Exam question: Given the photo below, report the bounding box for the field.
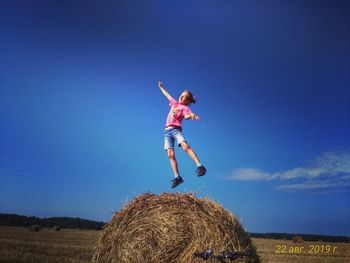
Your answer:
[0,226,349,263]
[0,226,97,263]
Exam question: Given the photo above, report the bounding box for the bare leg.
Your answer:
[180,141,201,164]
[167,148,179,178]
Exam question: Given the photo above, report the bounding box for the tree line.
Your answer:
[249,232,349,243]
[0,213,105,230]
[1,213,348,242]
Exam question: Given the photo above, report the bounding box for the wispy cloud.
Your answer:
[228,152,350,192]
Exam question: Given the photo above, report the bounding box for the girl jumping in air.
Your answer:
[158,81,206,188]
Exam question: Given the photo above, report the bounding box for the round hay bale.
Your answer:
[92,192,260,263]
[292,235,304,243]
[28,224,40,232]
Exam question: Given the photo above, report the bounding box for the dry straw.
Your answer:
[92,192,260,263]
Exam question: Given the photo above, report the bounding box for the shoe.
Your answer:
[171,176,184,188]
[196,165,206,177]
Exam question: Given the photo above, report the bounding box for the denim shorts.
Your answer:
[164,126,186,150]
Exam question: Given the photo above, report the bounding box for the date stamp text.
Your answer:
[275,244,338,254]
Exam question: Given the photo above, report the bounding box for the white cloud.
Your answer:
[275,182,331,191]
[228,152,350,192]
[229,168,272,181]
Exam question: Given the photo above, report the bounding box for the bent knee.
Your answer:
[166,149,175,159]
[181,143,191,152]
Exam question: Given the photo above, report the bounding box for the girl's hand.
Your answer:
[158,81,173,101]
[188,113,200,121]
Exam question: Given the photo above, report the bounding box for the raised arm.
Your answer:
[158,81,173,101]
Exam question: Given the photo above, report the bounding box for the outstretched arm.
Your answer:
[158,81,173,101]
[185,112,200,121]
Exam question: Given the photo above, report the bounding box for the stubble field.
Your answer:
[0,226,349,263]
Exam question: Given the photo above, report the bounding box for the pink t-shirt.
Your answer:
[165,98,192,128]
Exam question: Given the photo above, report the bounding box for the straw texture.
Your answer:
[92,192,260,263]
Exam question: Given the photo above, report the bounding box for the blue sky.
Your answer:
[1,0,349,236]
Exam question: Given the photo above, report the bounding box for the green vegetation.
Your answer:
[249,232,349,243]
[0,213,105,230]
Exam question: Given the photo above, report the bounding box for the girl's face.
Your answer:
[179,91,190,105]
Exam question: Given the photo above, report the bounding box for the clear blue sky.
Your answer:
[1,0,349,236]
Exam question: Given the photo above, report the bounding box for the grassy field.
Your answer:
[0,226,97,263]
[0,226,349,262]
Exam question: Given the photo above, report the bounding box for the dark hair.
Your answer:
[183,90,196,104]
